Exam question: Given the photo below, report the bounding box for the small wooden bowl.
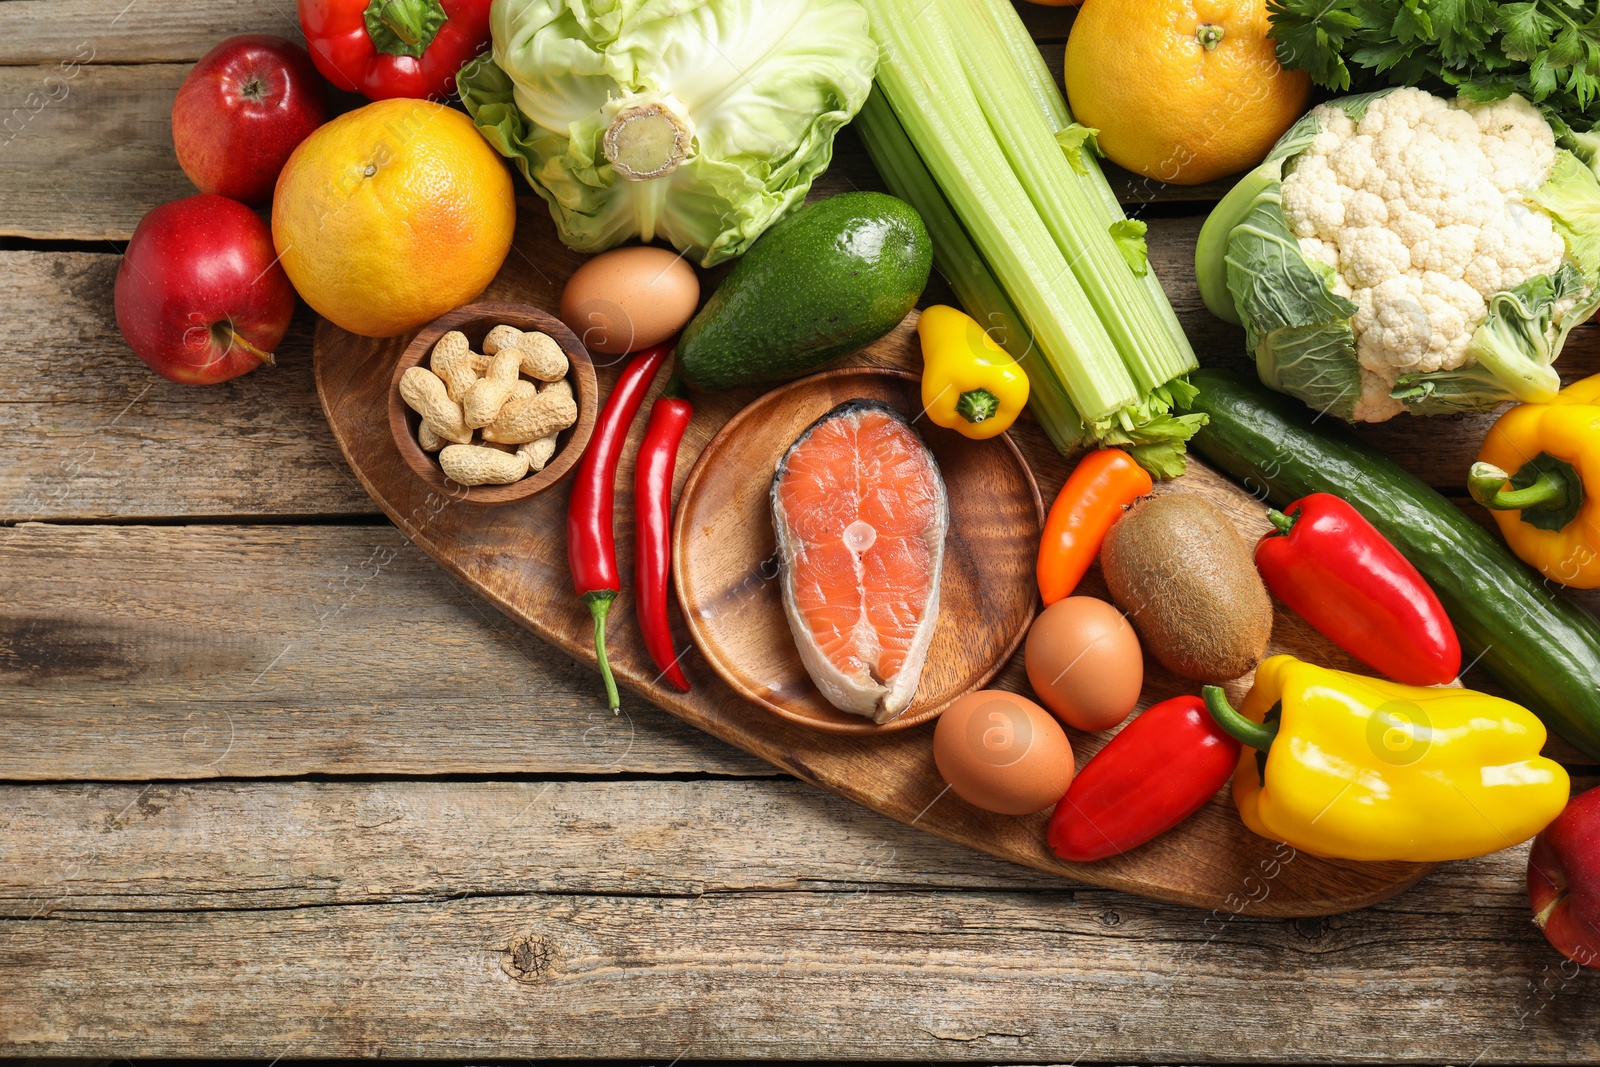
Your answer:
[388,301,599,505]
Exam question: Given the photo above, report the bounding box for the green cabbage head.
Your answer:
[457,0,877,268]
[1195,88,1600,422]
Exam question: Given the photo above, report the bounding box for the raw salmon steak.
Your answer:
[770,399,948,723]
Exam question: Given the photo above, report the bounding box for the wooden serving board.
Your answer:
[314,205,1430,916]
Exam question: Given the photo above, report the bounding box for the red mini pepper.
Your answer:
[567,344,670,712]
[297,0,491,101]
[634,382,693,692]
[1047,695,1241,863]
[1255,492,1461,686]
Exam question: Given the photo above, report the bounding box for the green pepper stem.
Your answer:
[955,388,1000,424]
[1265,508,1296,536]
[1202,686,1278,751]
[364,0,447,57]
[583,589,622,714]
[1469,461,1569,513]
[659,370,688,400]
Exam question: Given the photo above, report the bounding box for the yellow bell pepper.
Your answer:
[1202,656,1569,863]
[916,305,1029,440]
[1470,372,1600,588]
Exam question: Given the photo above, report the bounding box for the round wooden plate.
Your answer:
[673,368,1045,735]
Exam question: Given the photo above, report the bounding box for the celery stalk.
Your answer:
[970,0,1196,393]
[943,0,1195,397]
[855,89,1084,452]
[859,0,1137,419]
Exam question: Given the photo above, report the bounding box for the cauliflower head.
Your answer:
[1195,88,1600,422]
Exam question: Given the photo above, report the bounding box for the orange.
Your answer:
[1063,0,1311,186]
[272,99,515,338]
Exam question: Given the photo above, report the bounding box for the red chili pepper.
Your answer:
[1255,492,1461,686]
[567,344,670,712]
[297,0,490,101]
[1047,695,1241,863]
[634,383,693,692]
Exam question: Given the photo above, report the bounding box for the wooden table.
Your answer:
[3,2,1598,1061]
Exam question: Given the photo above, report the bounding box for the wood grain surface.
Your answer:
[7,0,1600,1058]
[0,522,767,778]
[2,777,1594,1062]
[676,368,1042,734]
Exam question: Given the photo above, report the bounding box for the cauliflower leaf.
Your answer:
[1221,162,1365,422]
[1393,266,1577,412]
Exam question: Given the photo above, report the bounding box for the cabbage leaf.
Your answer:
[457,0,877,267]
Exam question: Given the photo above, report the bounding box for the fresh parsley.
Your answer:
[1268,0,1600,134]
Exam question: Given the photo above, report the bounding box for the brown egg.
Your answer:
[1024,596,1143,732]
[932,690,1075,815]
[560,245,699,355]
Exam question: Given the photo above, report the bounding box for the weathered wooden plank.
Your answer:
[0,0,1076,66]
[2,777,1589,1058]
[0,801,1587,1062]
[0,250,375,521]
[0,64,197,241]
[0,522,767,778]
[0,0,306,66]
[0,779,1063,913]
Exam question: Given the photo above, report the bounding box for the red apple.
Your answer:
[1530,786,1600,967]
[114,194,297,385]
[172,34,327,206]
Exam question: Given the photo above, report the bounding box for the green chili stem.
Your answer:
[584,590,622,714]
[1202,685,1278,751]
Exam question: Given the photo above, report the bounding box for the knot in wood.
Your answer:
[500,933,555,983]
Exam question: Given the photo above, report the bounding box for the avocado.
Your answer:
[1100,493,1273,685]
[677,192,932,390]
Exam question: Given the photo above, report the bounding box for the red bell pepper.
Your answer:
[1047,695,1240,863]
[1255,492,1461,686]
[298,0,491,102]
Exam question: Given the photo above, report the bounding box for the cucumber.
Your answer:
[676,192,932,390]
[1184,368,1600,760]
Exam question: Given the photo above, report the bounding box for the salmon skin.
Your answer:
[770,399,948,723]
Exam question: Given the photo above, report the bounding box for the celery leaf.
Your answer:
[1054,124,1102,176]
[1109,219,1149,278]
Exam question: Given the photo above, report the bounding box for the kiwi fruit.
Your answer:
[1100,493,1272,684]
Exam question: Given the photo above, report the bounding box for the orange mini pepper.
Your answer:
[1037,448,1151,605]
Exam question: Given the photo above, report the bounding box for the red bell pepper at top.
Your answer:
[1047,695,1240,863]
[1255,492,1461,686]
[297,0,491,102]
